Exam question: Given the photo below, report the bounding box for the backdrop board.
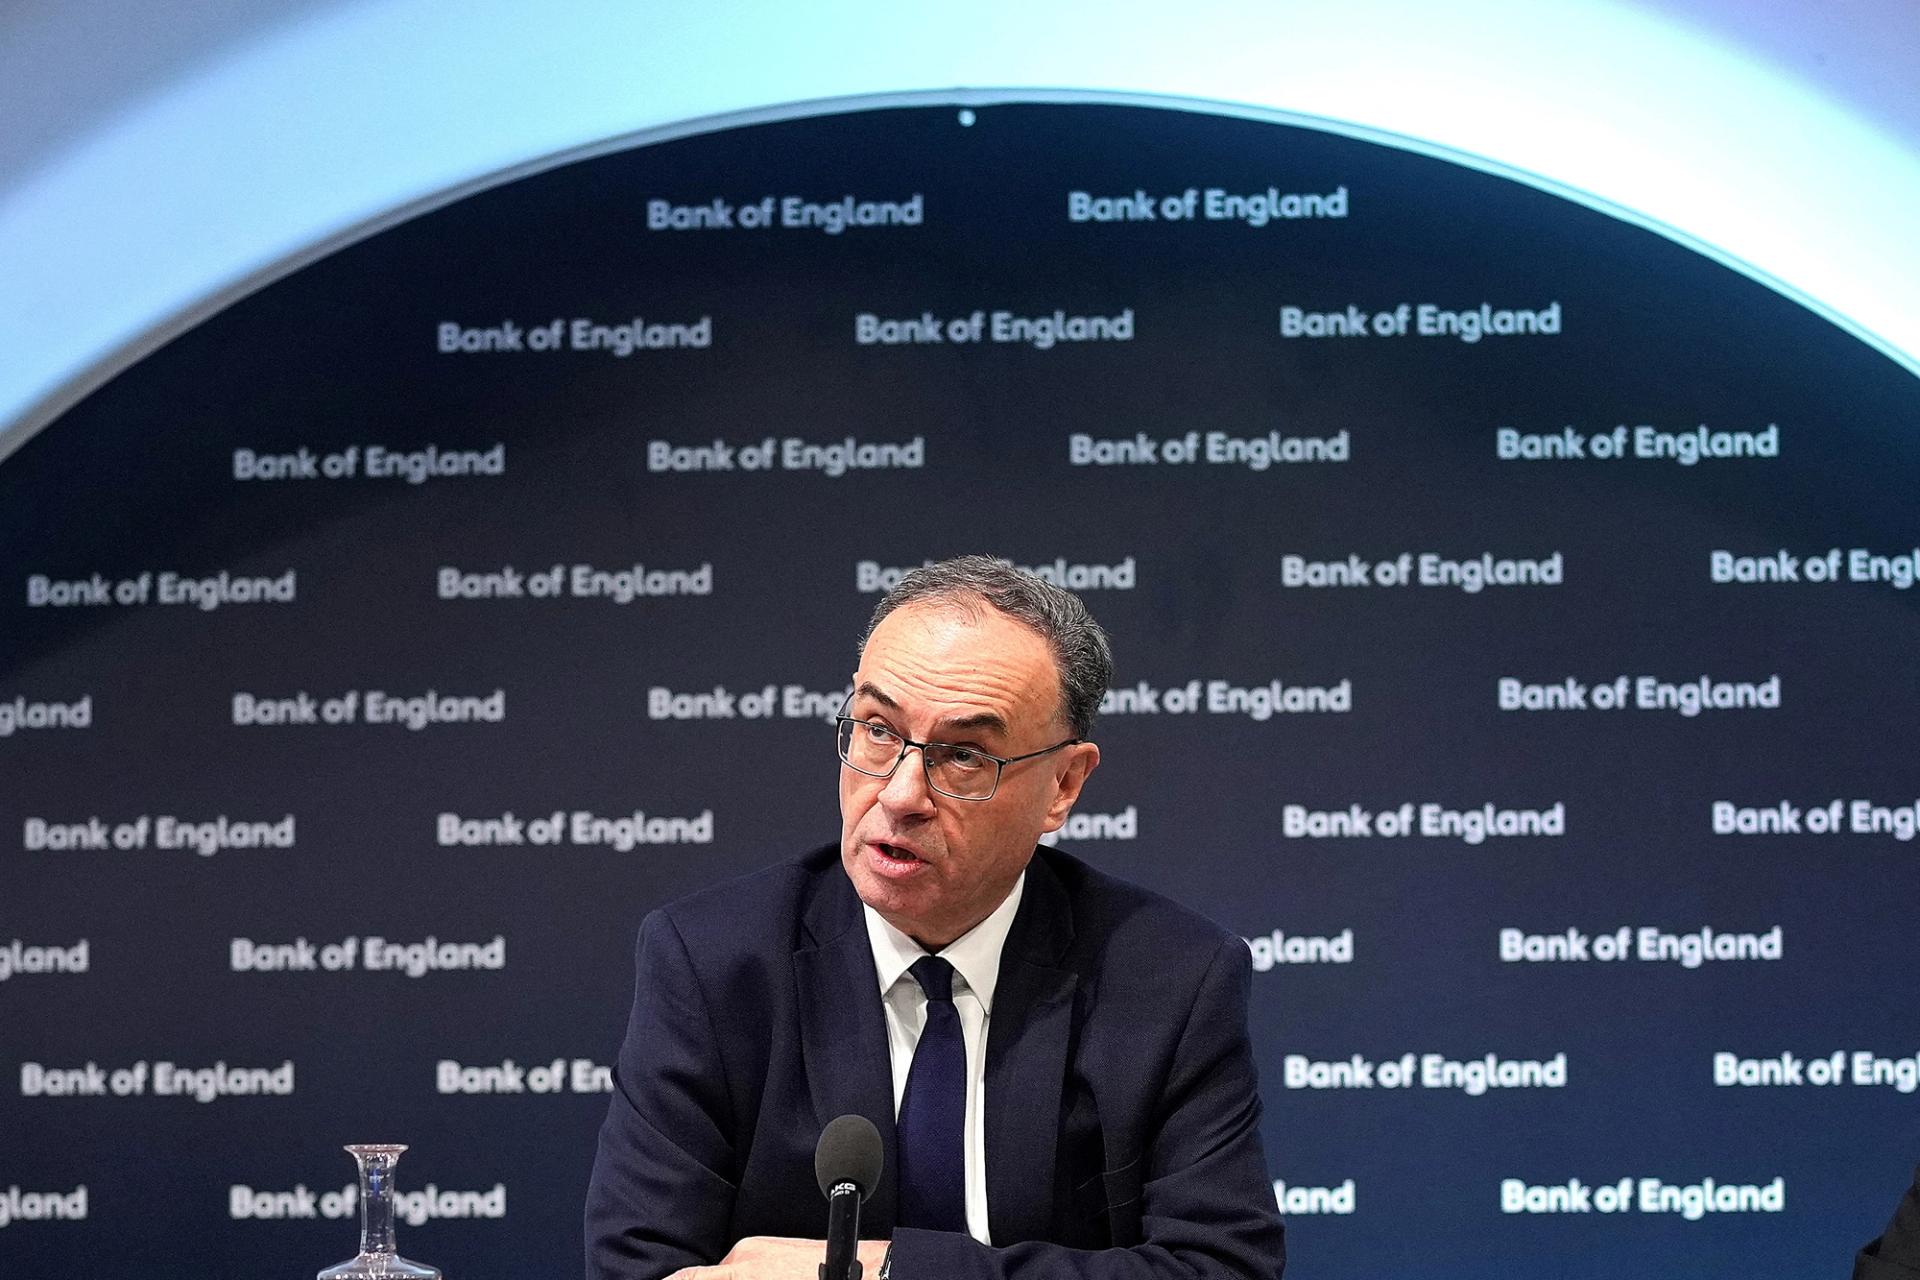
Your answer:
[2,99,1917,1279]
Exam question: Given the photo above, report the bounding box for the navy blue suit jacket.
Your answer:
[584,843,1285,1279]
[1856,1166,1920,1279]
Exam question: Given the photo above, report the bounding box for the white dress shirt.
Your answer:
[862,872,1026,1246]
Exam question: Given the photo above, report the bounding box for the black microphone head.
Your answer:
[815,1114,884,1201]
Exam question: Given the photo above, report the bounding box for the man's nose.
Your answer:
[878,745,938,814]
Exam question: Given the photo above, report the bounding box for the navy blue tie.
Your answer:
[897,956,967,1232]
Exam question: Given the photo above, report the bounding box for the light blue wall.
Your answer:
[3,0,1917,456]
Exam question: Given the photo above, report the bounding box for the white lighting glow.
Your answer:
[1,0,1915,457]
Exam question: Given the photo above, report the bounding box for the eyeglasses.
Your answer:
[835,706,1082,802]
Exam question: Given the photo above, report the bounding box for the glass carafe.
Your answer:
[317,1144,442,1279]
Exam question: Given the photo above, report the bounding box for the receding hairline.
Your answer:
[857,554,1113,741]
[857,593,1075,733]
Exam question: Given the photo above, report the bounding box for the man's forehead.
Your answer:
[859,599,1052,667]
[852,680,1012,737]
[855,601,1063,725]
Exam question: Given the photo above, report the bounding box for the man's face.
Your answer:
[839,600,1100,950]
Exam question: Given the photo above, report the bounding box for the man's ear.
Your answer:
[1041,743,1101,829]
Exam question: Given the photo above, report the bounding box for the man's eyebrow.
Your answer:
[934,711,1009,738]
[853,682,900,711]
[852,683,1009,738]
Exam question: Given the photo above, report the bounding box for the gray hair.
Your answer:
[859,555,1113,739]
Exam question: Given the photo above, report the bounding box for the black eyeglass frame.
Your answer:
[834,707,1084,802]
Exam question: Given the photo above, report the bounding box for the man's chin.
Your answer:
[845,851,932,919]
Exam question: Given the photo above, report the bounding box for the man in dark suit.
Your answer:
[585,556,1285,1280]
[1857,1166,1920,1279]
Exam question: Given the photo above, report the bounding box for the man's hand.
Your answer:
[666,1235,889,1280]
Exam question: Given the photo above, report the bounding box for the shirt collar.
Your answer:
[862,870,1026,1013]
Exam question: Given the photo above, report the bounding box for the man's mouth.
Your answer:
[871,841,925,867]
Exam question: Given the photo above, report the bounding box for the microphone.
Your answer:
[815,1114,883,1280]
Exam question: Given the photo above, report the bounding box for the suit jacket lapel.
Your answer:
[795,866,901,1234]
[985,852,1078,1246]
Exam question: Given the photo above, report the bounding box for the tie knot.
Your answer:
[909,955,955,1003]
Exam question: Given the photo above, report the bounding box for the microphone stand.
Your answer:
[820,1178,864,1280]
